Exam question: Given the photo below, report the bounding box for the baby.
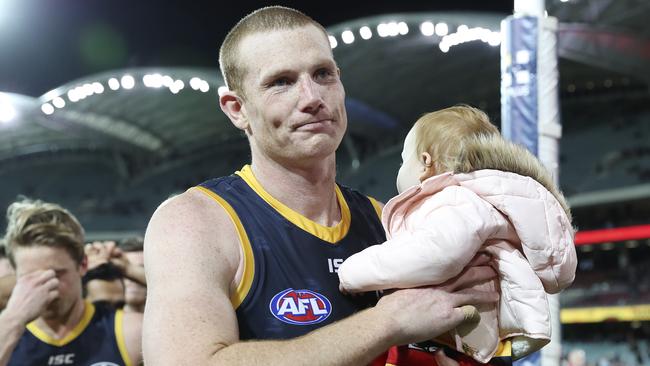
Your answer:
[338,105,577,363]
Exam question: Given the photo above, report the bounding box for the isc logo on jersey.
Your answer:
[269,288,332,325]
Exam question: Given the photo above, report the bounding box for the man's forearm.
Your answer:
[123,265,146,286]
[0,310,26,366]
[208,306,395,366]
[0,276,16,310]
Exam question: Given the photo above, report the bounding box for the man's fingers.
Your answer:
[105,241,117,252]
[466,252,492,267]
[112,247,124,258]
[460,305,480,323]
[445,265,497,291]
[452,289,499,307]
[43,277,59,291]
[47,289,60,303]
[34,269,56,284]
[433,349,460,366]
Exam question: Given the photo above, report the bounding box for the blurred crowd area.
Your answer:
[563,322,650,366]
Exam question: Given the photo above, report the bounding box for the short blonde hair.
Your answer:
[4,198,85,268]
[218,6,330,96]
[414,105,571,220]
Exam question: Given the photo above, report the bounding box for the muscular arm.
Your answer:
[121,311,143,365]
[143,190,498,366]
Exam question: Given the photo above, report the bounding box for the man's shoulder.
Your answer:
[153,188,228,223]
[145,184,241,270]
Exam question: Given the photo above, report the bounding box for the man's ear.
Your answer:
[220,90,249,131]
[79,255,88,277]
[419,152,436,181]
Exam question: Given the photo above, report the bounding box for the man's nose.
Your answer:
[297,77,323,113]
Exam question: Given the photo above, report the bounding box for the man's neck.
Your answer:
[250,154,340,227]
[36,298,86,340]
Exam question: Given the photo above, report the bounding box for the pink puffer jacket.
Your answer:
[338,170,576,363]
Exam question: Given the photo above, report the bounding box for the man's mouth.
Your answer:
[294,119,333,130]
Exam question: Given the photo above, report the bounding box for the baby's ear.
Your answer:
[419,152,436,181]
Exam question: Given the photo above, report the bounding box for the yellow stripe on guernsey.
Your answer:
[26,300,95,346]
[193,186,255,309]
[114,310,133,366]
[367,196,383,220]
[495,339,512,357]
[236,165,351,244]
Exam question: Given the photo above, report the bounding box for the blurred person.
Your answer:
[567,349,586,366]
[338,106,577,363]
[85,240,146,287]
[82,262,126,309]
[0,198,142,366]
[143,6,499,366]
[119,237,146,313]
[0,244,16,310]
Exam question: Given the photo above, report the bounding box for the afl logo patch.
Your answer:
[269,288,332,325]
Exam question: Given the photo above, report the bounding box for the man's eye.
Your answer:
[315,68,334,79]
[271,78,290,87]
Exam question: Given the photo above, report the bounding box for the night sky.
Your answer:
[0,0,513,97]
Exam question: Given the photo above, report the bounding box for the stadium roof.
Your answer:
[1,2,648,176]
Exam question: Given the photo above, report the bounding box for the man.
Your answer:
[83,262,126,309]
[0,199,142,366]
[119,237,146,313]
[0,244,15,310]
[83,239,147,313]
[143,6,498,365]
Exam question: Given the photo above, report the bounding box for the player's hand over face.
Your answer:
[5,269,59,325]
[375,253,498,346]
[85,241,129,273]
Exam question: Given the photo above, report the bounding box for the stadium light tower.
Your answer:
[501,1,562,366]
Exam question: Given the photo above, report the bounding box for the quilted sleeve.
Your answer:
[338,186,503,292]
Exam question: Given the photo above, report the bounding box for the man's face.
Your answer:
[13,246,85,320]
[85,279,125,309]
[124,251,146,308]
[0,257,13,278]
[236,25,347,165]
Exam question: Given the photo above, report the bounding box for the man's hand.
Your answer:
[373,253,498,346]
[4,270,59,325]
[85,241,130,273]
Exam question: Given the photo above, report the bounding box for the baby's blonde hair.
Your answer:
[414,105,571,220]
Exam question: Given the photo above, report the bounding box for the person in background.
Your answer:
[0,198,142,366]
[119,237,146,313]
[82,261,126,309]
[0,243,16,311]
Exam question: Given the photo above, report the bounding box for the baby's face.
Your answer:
[396,126,424,193]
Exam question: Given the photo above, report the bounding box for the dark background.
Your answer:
[0,0,513,96]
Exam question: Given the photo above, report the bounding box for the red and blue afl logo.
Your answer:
[269,288,332,325]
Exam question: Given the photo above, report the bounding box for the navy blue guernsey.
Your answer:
[8,301,132,366]
[196,165,386,340]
